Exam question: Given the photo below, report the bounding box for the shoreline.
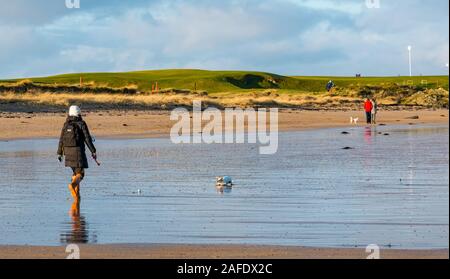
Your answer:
[0,244,448,259]
[0,109,448,141]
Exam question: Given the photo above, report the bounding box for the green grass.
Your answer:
[292,76,449,91]
[1,69,448,93]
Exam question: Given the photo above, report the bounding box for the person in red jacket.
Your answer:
[364,98,373,124]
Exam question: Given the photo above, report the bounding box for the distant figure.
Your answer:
[371,99,378,124]
[326,80,335,93]
[364,98,373,124]
[57,105,97,200]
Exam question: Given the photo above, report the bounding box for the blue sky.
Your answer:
[0,0,448,78]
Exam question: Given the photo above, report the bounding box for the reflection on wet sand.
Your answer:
[0,124,447,248]
[60,199,96,244]
[364,126,373,144]
[216,186,232,195]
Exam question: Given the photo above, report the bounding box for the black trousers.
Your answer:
[366,112,372,124]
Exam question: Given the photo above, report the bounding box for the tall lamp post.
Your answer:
[407,46,412,77]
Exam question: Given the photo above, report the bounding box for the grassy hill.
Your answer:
[0,70,448,111]
[292,76,449,92]
[1,70,298,93]
[1,69,447,93]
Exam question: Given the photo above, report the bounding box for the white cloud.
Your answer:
[285,0,364,14]
[0,0,448,78]
[0,0,68,24]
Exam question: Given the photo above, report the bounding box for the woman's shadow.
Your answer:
[60,199,97,244]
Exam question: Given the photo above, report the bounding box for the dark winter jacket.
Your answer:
[57,116,96,168]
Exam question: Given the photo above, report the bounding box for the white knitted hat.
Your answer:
[69,105,81,117]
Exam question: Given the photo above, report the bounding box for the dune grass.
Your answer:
[0,90,364,110]
[4,88,445,111]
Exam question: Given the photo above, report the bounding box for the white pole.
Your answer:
[408,46,412,77]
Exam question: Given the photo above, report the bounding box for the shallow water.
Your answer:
[0,124,448,248]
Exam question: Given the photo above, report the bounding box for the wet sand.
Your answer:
[1,125,448,248]
[1,110,448,259]
[0,245,447,259]
[0,109,448,140]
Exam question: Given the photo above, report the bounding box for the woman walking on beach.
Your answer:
[364,98,373,124]
[57,105,97,200]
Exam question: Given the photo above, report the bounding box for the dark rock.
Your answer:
[406,115,419,120]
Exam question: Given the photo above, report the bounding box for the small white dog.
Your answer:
[350,117,359,125]
[216,176,233,187]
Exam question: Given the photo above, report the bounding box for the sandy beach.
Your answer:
[0,245,447,259]
[0,109,448,259]
[0,109,448,141]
